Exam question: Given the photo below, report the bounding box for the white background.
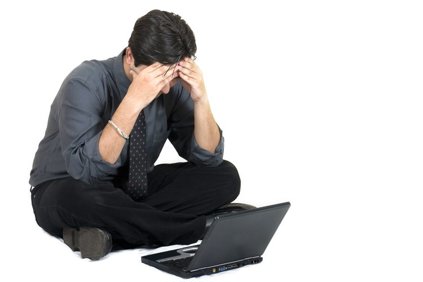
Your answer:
[1,0,422,281]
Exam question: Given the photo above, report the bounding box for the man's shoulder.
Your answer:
[57,56,117,105]
[66,58,112,88]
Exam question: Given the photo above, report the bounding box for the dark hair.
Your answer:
[128,10,197,66]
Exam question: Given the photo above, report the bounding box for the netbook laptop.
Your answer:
[141,202,290,278]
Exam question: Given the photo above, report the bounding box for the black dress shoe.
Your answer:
[210,203,257,215]
[203,202,256,238]
[63,227,112,260]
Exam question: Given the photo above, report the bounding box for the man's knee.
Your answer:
[48,178,96,211]
[34,178,111,230]
[218,160,241,201]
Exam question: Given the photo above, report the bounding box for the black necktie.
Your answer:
[127,111,148,200]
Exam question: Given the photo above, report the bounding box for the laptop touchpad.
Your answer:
[156,246,198,262]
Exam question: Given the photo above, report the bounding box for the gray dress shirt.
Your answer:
[29,51,224,187]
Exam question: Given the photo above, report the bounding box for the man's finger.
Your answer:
[163,64,178,76]
[162,65,179,80]
[177,61,197,76]
[158,70,178,87]
[178,60,192,69]
[146,62,165,73]
[177,65,196,80]
[184,57,195,63]
[152,65,171,77]
[148,62,161,69]
[178,71,194,85]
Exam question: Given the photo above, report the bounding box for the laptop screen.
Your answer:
[187,202,290,271]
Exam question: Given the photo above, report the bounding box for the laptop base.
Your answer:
[142,246,263,278]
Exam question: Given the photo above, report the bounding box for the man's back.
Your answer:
[30,55,126,186]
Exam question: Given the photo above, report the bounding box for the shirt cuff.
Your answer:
[83,131,128,181]
[188,129,224,167]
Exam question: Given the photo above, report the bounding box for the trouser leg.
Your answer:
[144,160,241,215]
[30,160,240,249]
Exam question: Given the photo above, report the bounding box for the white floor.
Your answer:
[2,1,423,281]
[4,170,423,282]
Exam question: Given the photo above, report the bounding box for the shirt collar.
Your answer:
[113,49,131,100]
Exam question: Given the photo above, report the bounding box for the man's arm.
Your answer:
[193,97,220,153]
[177,58,220,153]
[58,78,125,183]
[99,63,178,164]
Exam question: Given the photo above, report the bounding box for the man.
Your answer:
[29,10,244,260]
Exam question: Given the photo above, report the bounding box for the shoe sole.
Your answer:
[202,203,257,239]
[63,227,112,260]
[209,203,257,216]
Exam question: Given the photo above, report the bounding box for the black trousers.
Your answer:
[31,161,240,249]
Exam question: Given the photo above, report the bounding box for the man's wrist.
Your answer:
[123,91,147,114]
[193,94,209,107]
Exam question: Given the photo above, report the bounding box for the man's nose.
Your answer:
[161,83,171,94]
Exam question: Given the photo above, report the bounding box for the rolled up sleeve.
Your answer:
[59,79,125,184]
[188,129,224,166]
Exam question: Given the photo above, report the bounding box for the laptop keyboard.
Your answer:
[162,257,193,269]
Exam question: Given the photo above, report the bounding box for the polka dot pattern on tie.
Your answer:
[127,110,148,201]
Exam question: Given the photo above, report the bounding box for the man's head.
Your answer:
[127,10,197,67]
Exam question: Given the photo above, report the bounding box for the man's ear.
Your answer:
[125,47,135,66]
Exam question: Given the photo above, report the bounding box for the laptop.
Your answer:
[141,202,290,278]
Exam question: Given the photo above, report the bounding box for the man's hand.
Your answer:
[128,62,178,110]
[176,58,207,103]
[176,57,220,153]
